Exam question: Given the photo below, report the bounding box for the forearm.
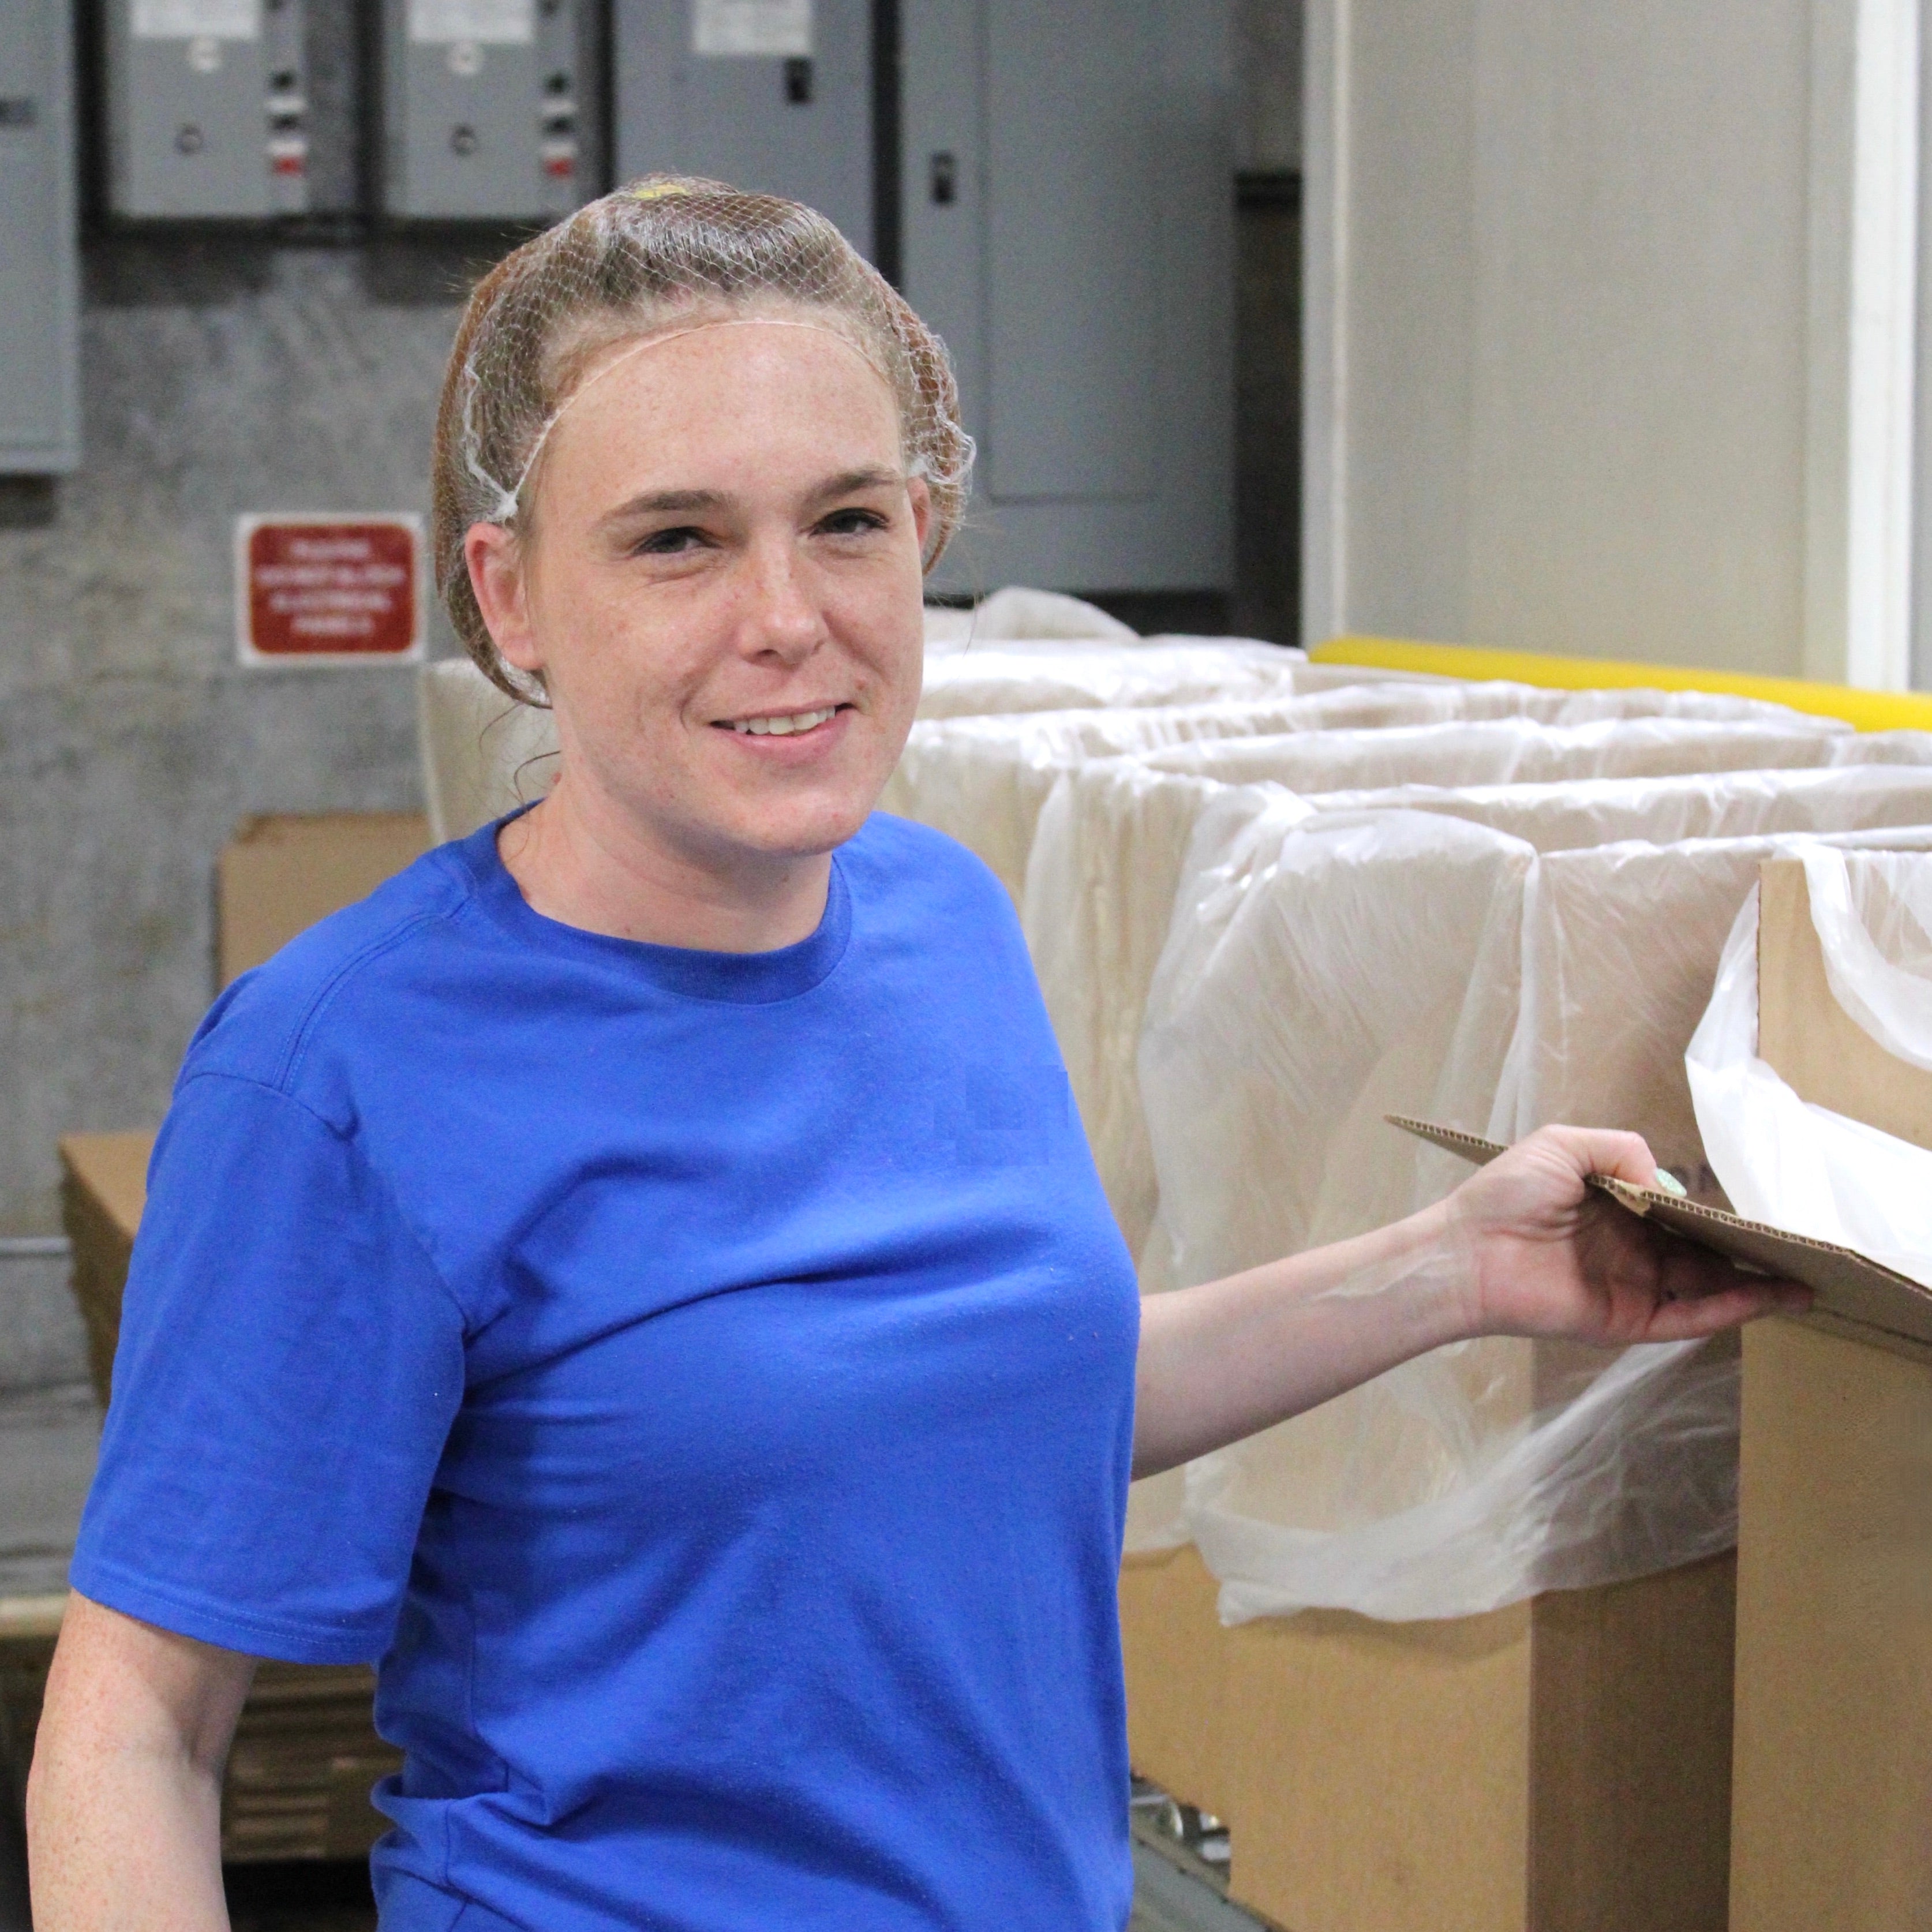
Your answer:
[27,1727,229,1930]
[27,1596,254,1932]
[1131,1201,1477,1478]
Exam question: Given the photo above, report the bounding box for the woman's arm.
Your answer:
[1133,1125,1807,1478]
[27,1593,257,1931]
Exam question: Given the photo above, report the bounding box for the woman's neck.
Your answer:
[496,776,834,955]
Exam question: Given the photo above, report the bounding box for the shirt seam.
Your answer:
[70,1552,388,1661]
[172,1068,476,1336]
[273,890,473,1092]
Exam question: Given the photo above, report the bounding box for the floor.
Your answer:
[0,1831,1268,1931]
[216,1839,1270,1931]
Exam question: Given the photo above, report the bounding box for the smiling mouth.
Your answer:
[716,705,850,737]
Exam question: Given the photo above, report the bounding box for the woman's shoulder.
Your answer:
[180,837,486,1112]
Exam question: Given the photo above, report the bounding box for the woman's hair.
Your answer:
[430,175,973,703]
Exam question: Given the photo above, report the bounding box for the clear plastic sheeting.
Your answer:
[1187,1326,1743,1626]
[914,638,1302,722]
[1688,852,1932,1286]
[1025,739,1897,1272]
[1145,715,1847,789]
[893,683,1843,905]
[1024,763,1251,1256]
[885,680,1540,901]
[1298,762,1932,853]
[922,587,1139,651]
[1137,793,1932,1618]
[1795,845,1932,1065]
[1825,730,1932,766]
[1489,825,1932,1165]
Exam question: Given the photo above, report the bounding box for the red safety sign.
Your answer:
[236,515,424,665]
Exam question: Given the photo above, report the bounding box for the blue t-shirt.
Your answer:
[72,812,1141,1932]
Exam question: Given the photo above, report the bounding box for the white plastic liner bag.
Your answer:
[914,638,1302,721]
[883,680,1498,902]
[1025,723,1874,1269]
[1144,713,1846,789]
[893,686,1843,907]
[1687,848,1932,1285]
[922,586,1138,652]
[418,658,562,845]
[1138,807,1932,1615]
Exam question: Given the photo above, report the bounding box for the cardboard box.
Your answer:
[218,811,429,987]
[1727,860,1932,1930]
[57,1132,151,1409]
[1121,1545,1736,1932]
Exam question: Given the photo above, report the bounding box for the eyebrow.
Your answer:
[807,466,905,502]
[598,466,905,529]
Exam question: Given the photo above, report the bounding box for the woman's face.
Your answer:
[468,313,929,879]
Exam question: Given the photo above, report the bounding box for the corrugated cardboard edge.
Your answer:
[1385,1114,1932,1355]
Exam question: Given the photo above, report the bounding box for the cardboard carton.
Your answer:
[1121,1106,1833,1931]
[57,1133,151,1408]
[218,811,429,987]
[1727,859,1932,1930]
[1119,1544,1736,1931]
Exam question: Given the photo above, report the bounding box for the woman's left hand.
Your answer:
[1448,1125,1811,1345]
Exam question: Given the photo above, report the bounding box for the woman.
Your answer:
[28,180,1800,1931]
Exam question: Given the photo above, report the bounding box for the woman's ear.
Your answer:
[465,522,543,677]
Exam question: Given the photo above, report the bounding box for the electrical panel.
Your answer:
[613,0,871,257]
[1,0,79,470]
[105,0,309,217]
[901,0,1233,597]
[382,0,590,220]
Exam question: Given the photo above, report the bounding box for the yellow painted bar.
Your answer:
[1312,635,1932,734]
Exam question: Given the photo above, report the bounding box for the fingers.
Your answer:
[1530,1122,1660,1190]
[1639,1278,1811,1342]
[1641,1224,1810,1338]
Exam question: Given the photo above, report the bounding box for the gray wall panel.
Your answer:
[907,0,1233,593]
[614,0,872,254]
[0,0,78,470]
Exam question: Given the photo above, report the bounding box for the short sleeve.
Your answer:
[70,1073,466,1664]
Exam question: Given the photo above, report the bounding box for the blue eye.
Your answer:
[822,508,888,536]
[638,526,706,555]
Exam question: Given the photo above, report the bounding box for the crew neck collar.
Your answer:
[458,808,853,1005]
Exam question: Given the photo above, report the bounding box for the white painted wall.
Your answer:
[1306,0,1926,690]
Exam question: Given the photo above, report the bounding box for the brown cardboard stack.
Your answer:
[1727,860,1932,1930]
[32,813,428,1863]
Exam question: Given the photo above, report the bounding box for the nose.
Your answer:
[735,531,825,667]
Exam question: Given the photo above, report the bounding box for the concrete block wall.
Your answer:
[0,237,460,1232]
